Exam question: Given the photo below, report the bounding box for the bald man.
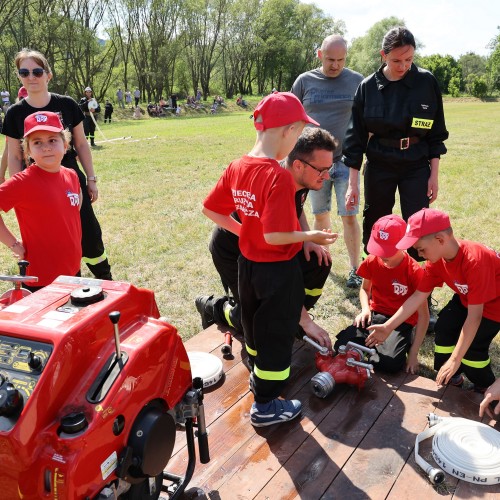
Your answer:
[291,35,363,288]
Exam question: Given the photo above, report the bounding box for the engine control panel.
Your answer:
[0,335,52,405]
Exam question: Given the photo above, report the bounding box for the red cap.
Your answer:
[367,214,407,258]
[18,86,28,99]
[396,208,451,249]
[253,92,320,131]
[24,111,64,137]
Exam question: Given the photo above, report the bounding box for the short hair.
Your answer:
[382,27,416,54]
[321,34,347,52]
[15,48,52,73]
[286,127,338,166]
[419,227,453,241]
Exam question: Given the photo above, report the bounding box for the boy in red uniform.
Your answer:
[334,214,429,373]
[0,111,82,290]
[367,208,500,391]
[203,92,337,427]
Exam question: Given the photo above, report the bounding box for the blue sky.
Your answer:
[303,0,499,58]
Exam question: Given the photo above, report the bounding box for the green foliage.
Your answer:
[486,27,500,91]
[467,74,489,98]
[418,54,461,94]
[448,75,461,97]
[347,16,405,77]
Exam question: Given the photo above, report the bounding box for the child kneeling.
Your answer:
[334,214,429,373]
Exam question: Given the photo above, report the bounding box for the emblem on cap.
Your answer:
[379,230,389,241]
[35,114,48,123]
[405,223,411,233]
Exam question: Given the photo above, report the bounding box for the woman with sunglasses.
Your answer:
[1,48,112,281]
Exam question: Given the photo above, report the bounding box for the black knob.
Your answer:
[0,382,23,416]
[18,260,29,277]
[60,412,88,434]
[109,311,120,324]
[28,353,43,371]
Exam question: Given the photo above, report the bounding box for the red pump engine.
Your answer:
[0,271,209,499]
[310,341,376,398]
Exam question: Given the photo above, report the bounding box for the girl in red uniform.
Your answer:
[0,111,82,289]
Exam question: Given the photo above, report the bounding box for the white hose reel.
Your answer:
[415,413,500,485]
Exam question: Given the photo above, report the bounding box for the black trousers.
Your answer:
[363,161,430,261]
[104,111,112,123]
[334,313,414,373]
[434,294,499,388]
[239,255,304,403]
[73,166,112,279]
[209,226,331,311]
[83,115,96,141]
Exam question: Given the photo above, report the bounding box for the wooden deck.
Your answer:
[165,325,500,499]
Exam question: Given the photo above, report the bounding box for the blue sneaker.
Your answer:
[250,398,302,427]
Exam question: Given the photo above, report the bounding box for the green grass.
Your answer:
[0,100,498,381]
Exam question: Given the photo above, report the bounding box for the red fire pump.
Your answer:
[0,264,209,499]
[307,339,376,398]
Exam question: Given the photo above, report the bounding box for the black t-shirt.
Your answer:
[2,93,85,170]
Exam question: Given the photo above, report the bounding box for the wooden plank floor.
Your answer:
[165,325,500,499]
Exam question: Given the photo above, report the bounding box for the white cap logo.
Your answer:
[379,230,389,241]
[405,223,411,234]
[35,114,48,123]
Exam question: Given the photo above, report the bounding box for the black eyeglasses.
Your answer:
[298,158,331,177]
[18,68,46,78]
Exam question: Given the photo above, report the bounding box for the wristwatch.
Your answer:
[87,176,98,182]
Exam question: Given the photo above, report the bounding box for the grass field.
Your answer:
[1,100,498,382]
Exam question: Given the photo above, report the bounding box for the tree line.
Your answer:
[0,1,498,104]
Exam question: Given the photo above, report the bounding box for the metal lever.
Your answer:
[302,335,329,355]
[345,341,376,356]
[346,358,374,373]
[109,311,121,361]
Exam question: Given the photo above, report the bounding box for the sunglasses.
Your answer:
[18,68,46,78]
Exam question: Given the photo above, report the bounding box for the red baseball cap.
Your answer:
[18,86,28,99]
[367,214,407,258]
[24,111,64,137]
[253,92,320,131]
[396,208,451,249]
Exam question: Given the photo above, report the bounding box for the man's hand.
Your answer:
[303,241,332,265]
[345,183,359,211]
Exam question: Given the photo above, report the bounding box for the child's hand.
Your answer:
[436,357,461,387]
[405,352,419,374]
[354,309,371,329]
[366,323,391,347]
[310,229,338,246]
[11,240,25,260]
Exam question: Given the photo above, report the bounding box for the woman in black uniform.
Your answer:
[2,49,112,280]
[342,27,449,260]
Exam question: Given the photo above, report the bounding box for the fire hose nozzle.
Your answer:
[427,466,445,485]
[221,332,232,356]
[427,413,444,427]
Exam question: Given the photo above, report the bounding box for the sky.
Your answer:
[303,0,499,58]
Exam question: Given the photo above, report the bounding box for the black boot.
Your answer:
[195,295,227,329]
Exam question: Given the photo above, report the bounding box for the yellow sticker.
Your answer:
[412,117,433,129]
